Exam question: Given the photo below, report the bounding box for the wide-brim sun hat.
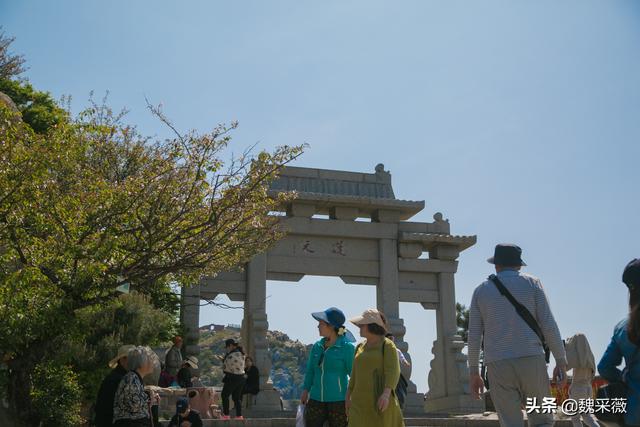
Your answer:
[184,355,198,369]
[487,243,527,266]
[108,344,135,369]
[349,309,386,330]
[312,307,346,329]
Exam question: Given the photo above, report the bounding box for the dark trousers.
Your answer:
[304,399,348,427]
[221,374,246,417]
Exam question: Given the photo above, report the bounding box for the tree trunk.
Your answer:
[7,346,45,427]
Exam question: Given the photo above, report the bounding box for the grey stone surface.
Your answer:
[0,92,18,112]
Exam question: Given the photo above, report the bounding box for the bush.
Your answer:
[0,78,68,133]
[30,362,83,427]
[73,292,178,400]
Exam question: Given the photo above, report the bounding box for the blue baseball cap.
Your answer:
[176,397,189,414]
[312,307,346,329]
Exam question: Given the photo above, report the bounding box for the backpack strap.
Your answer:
[489,274,551,363]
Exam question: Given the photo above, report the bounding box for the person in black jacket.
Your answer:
[242,356,260,396]
[176,356,198,388]
[94,345,134,427]
[168,398,203,427]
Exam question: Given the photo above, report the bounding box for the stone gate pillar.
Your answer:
[180,284,201,360]
[376,237,424,413]
[424,255,483,414]
[243,253,282,411]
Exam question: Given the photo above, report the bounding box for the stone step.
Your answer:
[161,416,576,427]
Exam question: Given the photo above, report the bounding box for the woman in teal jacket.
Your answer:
[301,307,356,427]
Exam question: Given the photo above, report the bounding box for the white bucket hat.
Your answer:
[108,345,135,369]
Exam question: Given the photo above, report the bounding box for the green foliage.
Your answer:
[30,362,82,427]
[72,292,177,399]
[0,267,70,356]
[79,292,177,354]
[268,331,310,400]
[456,302,469,343]
[0,28,26,80]
[0,93,303,424]
[0,79,68,133]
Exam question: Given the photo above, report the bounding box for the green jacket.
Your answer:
[303,335,355,402]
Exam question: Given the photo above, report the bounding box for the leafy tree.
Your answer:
[456,302,470,343]
[0,28,26,80]
[0,96,303,425]
[29,362,83,427]
[72,292,178,400]
[0,79,68,133]
[0,28,67,134]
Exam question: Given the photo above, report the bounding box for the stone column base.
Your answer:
[251,388,283,412]
[424,394,484,415]
[403,391,426,415]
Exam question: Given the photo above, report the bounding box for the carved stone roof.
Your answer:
[399,232,477,251]
[270,164,396,199]
[269,164,425,219]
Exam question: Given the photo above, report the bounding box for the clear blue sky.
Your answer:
[4,1,640,394]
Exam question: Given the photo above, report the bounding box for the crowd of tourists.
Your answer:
[298,244,640,427]
[93,335,259,426]
[92,243,640,427]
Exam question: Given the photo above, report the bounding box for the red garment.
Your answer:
[158,371,175,388]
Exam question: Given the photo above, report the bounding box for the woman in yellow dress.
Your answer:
[346,309,404,427]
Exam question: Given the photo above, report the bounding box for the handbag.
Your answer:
[595,347,639,423]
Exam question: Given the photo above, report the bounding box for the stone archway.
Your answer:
[181,164,483,414]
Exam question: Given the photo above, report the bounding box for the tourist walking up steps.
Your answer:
[564,333,599,427]
[220,338,246,420]
[597,258,640,427]
[301,307,356,427]
[346,309,404,427]
[468,244,567,427]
